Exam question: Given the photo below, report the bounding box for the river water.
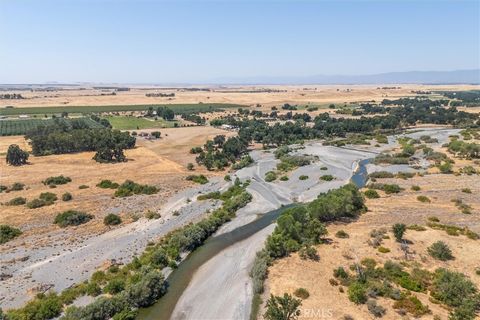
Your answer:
[138,158,371,320]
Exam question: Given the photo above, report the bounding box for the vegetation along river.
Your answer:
[138,158,372,320]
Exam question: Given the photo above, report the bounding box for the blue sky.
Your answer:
[1,0,479,83]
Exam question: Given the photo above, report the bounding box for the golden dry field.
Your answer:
[265,168,480,320]
[3,84,479,109]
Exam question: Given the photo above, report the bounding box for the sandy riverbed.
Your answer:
[169,127,459,320]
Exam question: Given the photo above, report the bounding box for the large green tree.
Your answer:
[6,144,29,166]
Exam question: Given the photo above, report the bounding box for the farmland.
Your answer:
[0,103,244,116]
[105,116,179,130]
[0,117,104,136]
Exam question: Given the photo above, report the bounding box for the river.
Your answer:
[137,158,371,320]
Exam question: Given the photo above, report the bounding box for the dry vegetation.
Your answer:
[3,84,479,109]
[0,136,191,243]
[136,126,236,167]
[265,171,480,320]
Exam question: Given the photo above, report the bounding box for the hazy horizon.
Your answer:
[1,0,479,83]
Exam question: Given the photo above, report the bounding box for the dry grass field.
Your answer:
[136,126,236,167]
[2,84,479,109]
[264,171,480,320]
[0,136,191,240]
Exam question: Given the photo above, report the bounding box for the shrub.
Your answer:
[320,166,328,170]
[392,223,406,242]
[54,210,94,227]
[124,270,166,307]
[461,188,472,194]
[438,161,453,174]
[78,185,89,189]
[368,183,402,194]
[232,155,253,170]
[7,293,63,320]
[320,174,335,181]
[185,175,208,185]
[396,172,415,179]
[26,198,47,209]
[378,246,390,253]
[62,192,73,201]
[224,175,231,181]
[383,184,402,194]
[307,184,365,222]
[407,224,426,231]
[104,214,122,226]
[428,241,454,261]
[7,197,26,206]
[367,299,386,318]
[299,246,319,261]
[298,175,309,180]
[42,175,72,186]
[364,189,380,199]
[85,282,101,297]
[61,296,129,320]
[145,211,161,220]
[187,163,195,171]
[348,282,367,304]
[369,171,394,179]
[411,185,421,191]
[417,195,431,203]
[264,294,302,320]
[293,288,310,299]
[9,182,25,191]
[428,216,440,222]
[393,295,430,317]
[39,192,58,203]
[104,278,126,294]
[336,230,349,238]
[449,299,478,320]
[431,268,477,308]
[150,248,169,268]
[115,180,159,197]
[334,267,349,280]
[0,225,22,244]
[250,250,271,294]
[280,175,289,181]
[97,180,119,189]
[265,171,277,182]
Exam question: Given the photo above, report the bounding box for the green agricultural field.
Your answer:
[105,116,178,130]
[0,103,245,116]
[0,117,104,136]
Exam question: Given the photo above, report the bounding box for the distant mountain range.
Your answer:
[211,69,480,85]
